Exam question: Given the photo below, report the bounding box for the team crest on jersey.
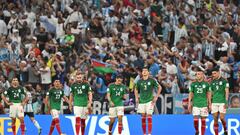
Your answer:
[60,91,62,94]
[75,87,77,89]
[82,85,85,89]
[18,89,21,92]
[148,82,151,85]
[120,88,123,91]
[203,85,206,88]
[219,81,222,85]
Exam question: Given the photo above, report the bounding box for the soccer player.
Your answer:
[134,67,162,135]
[1,77,28,135]
[69,73,92,135]
[23,84,42,135]
[188,69,211,135]
[107,74,127,135]
[210,67,229,135]
[46,79,69,135]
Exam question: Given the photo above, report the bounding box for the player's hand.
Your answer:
[135,99,139,107]
[110,101,115,107]
[7,102,13,106]
[87,103,92,109]
[69,105,73,112]
[151,97,158,106]
[224,103,228,109]
[208,104,212,112]
[188,104,192,113]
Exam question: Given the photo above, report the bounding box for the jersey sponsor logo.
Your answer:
[82,85,85,89]
[203,85,206,88]
[148,82,151,85]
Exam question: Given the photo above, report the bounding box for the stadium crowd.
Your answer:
[0,0,240,114]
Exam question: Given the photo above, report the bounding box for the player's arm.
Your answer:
[225,82,230,107]
[207,84,212,111]
[88,91,93,108]
[63,96,69,104]
[188,92,194,112]
[134,83,139,105]
[153,82,162,104]
[21,88,28,106]
[107,87,114,107]
[45,92,50,113]
[1,92,12,105]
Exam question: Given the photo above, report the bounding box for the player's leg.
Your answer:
[117,107,124,134]
[213,112,219,135]
[11,117,17,135]
[80,107,88,135]
[220,113,227,135]
[219,104,227,135]
[192,107,200,135]
[18,104,25,135]
[109,107,116,135]
[49,109,60,135]
[212,104,220,135]
[10,104,17,135]
[146,102,154,135]
[29,114,42,135]
[200,107,209,135]
[138,103,147,135]
[53,110,62,134]
[74,106,81,135]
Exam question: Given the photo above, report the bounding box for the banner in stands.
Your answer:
[155,94,174,114]
[174,94,190,114]
[1,114,239,135]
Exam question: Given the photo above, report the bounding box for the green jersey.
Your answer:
[4,86,25,103]
[189,81,210,107]
[210,77,229,104]
[136,78,159,104]
[46,88,64,110]
[107,83,127,107]
[70,82,92,107]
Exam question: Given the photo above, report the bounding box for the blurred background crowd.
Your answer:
[0,0,240,114]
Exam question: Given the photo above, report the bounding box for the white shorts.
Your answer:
[138,101,154,115]
[192,107,209,117]
[211,103,226,114]
[109,106,124,118]
[51,109,60,119]
[9,103,24,118]
[74,106,88,119]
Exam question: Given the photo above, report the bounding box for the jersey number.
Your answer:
[56,94,61,99]
[196,88,203,94]
[77,89,82,94]
[116,92,121,96]
[13,93,19,98]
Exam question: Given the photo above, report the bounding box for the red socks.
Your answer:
[214,123,218,135]
[55,118,62,134]
[81,119,86,135]
[194,118,199,133]
[142,116,146,134]
[148,116,152,134]
[118,123,123,134]
[20,121,25,135]
[49,119,55,135]
[12,122,16,135]
[222,120,227,131]
[201,118,206,135]
[76,117,81,135]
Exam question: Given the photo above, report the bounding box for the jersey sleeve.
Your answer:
[46,89,51,97]
[135,81,140,91]
[152,78,159,89]
[88,84,92,93]
[123,85,127,94]
[224,80,229,88]
[3,90,8,96]
[189,83,194,92]
[107,84,111,94]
